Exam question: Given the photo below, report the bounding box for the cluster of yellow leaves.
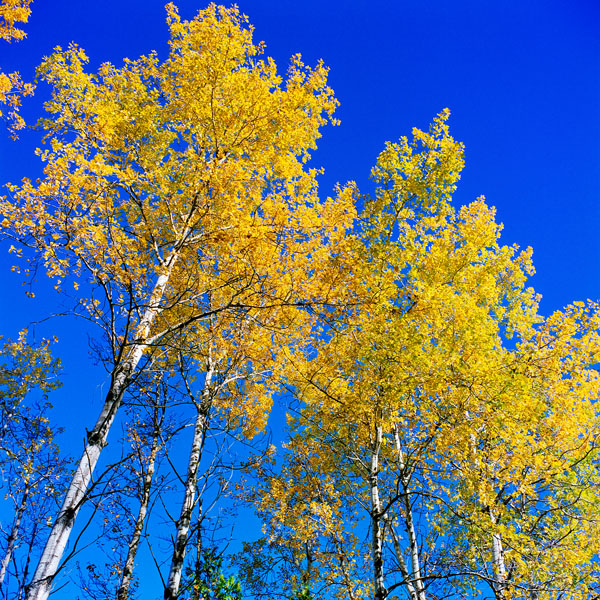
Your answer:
[0,0,32,41]
[241,433,366,600]
[1,4,357,442]
[0,329,61,404]
[0,0,34,136]
[0,330,62,492]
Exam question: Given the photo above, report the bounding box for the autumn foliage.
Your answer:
[0,0,34,135]
[0,3,598,600]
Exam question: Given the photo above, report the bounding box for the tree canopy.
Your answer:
[0,3,598,600]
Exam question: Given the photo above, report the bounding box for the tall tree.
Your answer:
[117,383,169,600]
[163,290,321,600]
[245,112,600,600]
[0,4,354,598]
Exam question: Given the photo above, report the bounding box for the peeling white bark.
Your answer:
[491,532,507,599]
[26,255,179,600]
[164,361,215,600]
[369,424,387,600]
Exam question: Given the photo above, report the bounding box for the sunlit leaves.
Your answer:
[245,112,600,599]
[0,0,34,137]
[0,4,356,438]
[0,0,32,42]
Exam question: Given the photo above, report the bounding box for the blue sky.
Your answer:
[0,0,599,596]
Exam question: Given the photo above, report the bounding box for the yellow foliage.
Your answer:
[0,0,34,136]
[1,4,356,438]
[0,0,31,42]
[248,113,600,598]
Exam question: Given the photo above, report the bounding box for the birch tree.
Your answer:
[116,384,169,600]
[246,112,600,600]
[0,4,354,598]
[163,280,327,600]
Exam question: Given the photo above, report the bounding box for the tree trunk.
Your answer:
[26,259,178,600]
[0,483,30,588]
[402,483,426,600]
[369,424,387,600]
[117,401,164,600]
[17,520,37,600]
[491,531,508,599]
[389,526,419,600]
[391,423,426,600]
[164,361,215,600]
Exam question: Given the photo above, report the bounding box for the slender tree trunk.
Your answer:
[0,483,30,588]
[26,257,178,600]
[402,484,426,600]
[17,520,37,600]
[117,401,164,600]
[392,423,426,600]
[389,526,419,600]
[491,531,508,599]
[369,424,387,600]
[164,361,215,600]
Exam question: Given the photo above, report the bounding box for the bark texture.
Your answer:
[164,361,215,600]
[26,261,177,600]
[369,424,387,600]
[491,531,508,599]
[0,484,30,588]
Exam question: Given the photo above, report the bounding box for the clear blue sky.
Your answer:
[0,0,599,596]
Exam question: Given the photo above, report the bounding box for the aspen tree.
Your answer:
[247,113,600,600]
[164,277,336,599]
[0,4,354,598]
[117,387,168,600]
[165,354,216,600]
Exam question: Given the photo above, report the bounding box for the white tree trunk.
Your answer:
[389,526,419,600]
[164,362,215,600]
[369,424,387,600]
[392,424,426,600]
[117,402,164,600]
[0,484,30,588]
[491,531,508,599]
[26,260,177,600]
[402,486,426,600]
